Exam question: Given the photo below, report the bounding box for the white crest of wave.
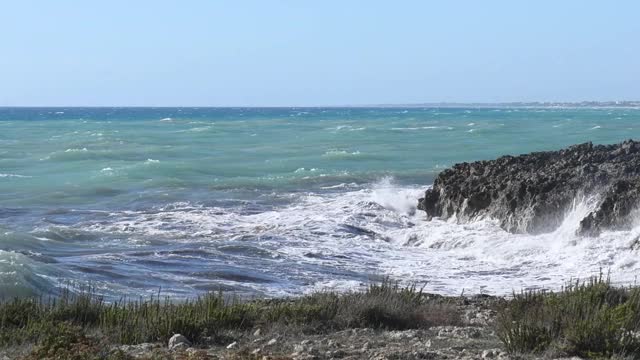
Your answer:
[0,173,31,178]
[65,147,88,152]
[322,149,361,158]
[369,177,421,215]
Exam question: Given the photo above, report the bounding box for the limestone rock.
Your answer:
[168,333,191,350]
[418,140,640,236]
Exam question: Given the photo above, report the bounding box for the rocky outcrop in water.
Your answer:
[418,140,640,236]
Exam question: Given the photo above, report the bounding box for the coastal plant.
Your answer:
[0,279,461,353]
[497,276,640,358]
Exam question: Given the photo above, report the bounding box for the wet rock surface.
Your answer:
[418,140,640,236]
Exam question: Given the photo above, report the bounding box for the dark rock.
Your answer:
[418,140,640,236]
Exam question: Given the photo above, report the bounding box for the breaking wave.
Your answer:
[5,178,640,298]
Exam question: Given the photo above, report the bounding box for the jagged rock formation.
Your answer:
[418,140,640,236]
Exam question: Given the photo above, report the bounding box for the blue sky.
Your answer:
[1,1,638,106]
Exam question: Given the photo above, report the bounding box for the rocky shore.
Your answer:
[418,140,640,236]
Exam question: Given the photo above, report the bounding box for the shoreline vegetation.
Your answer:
[2,277,639,359]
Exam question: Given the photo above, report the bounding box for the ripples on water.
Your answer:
[1,107,640,299]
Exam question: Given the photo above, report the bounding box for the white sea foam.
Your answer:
[294,167,318,173]
[328,125,367,132]
[179,126,213,133]
[74,178,640,296]
[590,125,602,130]
[322,150,361,158]
[0,173,31,178]
[320,182,359,190]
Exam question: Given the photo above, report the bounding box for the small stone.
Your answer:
[293,344,305,353]
[482,349,502,358]
[251,348,261,355]
[267,338,277,346]
[168,334,191,350]
[226,341,238,349]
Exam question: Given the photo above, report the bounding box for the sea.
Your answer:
[2,106,640,299]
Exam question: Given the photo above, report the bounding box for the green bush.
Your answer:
[497,276,640,358]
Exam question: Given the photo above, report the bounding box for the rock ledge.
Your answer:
[418,140,640,236]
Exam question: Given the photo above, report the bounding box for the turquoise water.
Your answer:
[2,107,640,298]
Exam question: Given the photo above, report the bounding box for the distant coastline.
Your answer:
[365,100,640,109]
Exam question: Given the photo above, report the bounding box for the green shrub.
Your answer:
[498,276,640,358]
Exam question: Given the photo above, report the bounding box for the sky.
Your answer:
[0,0,638,106]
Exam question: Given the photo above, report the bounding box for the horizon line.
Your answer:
[1,100,640,109]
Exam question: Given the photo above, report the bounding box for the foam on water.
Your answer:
[0,174,31,179]
[3,178,633,298]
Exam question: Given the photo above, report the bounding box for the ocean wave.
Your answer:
[322,150,361,158]
[294,167,318,173]
[0,173,32,178]
[65,147,88,152]
[68,178,640,296]
[320,182,359,190]
[391,126,453,131]
[0,250,60,297]
[177,126,214,133]
[327,125,367,132]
